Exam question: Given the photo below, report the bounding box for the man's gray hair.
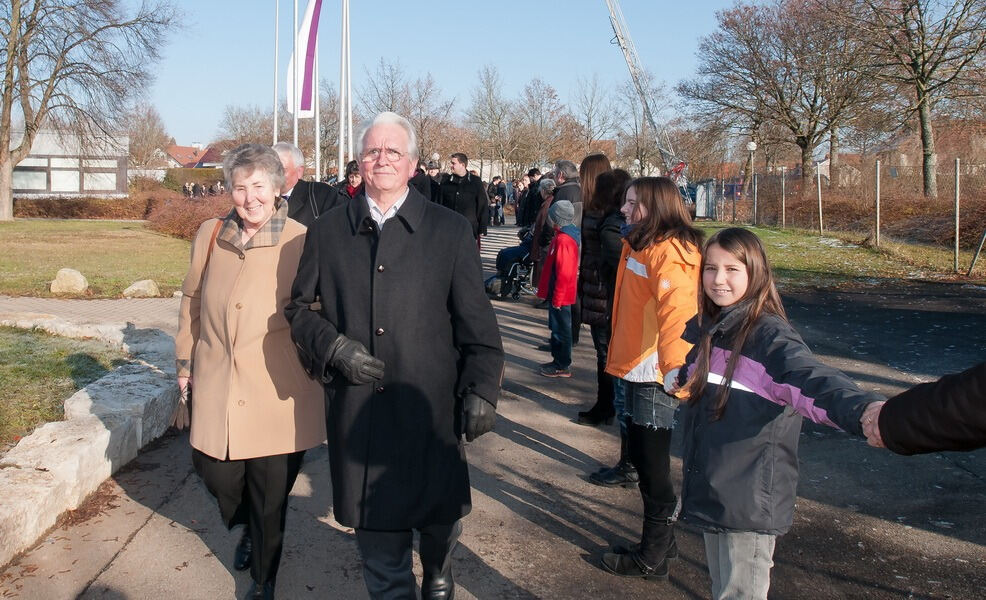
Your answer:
[555,160,579,181]
[223,143,286,191]
[272,142,304,169]
[355,112,419,160]
[538,178,556,194]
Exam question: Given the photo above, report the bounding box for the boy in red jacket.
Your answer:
[537,200,581,377]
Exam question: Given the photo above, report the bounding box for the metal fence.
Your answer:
[695,159,986,274]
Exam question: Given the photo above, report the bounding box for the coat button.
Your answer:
[238,254,245,260]
[238,399,246,406]
[375,386,385,394]
[375,328,384,336]
[377,264,385,272]
[235,303,243,309]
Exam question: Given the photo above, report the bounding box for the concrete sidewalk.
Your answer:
[1,225,984,599]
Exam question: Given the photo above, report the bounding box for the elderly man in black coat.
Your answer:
[285,112,503,600]
[273,142,341,227]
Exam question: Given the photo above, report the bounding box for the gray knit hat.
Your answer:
[548,200,575,227]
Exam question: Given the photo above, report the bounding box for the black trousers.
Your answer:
[355,521,461,600]
[192,448,305,585]
[589,322,615,413]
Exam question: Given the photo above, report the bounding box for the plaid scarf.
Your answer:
[217,198,288,252]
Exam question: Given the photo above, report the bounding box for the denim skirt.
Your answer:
[624,380,678,430]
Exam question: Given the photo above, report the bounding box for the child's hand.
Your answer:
[861,401,885,448]
[663,368,681,394]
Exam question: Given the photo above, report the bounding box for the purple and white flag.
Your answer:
[285,0,323,118]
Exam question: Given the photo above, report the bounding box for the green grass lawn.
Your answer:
[696,222,986,289]
[0,220,190,297]
[0,326,129,451]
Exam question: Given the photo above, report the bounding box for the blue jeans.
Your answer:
[547,304,572,369]
[613,378,628,435]
[703,531,776,600]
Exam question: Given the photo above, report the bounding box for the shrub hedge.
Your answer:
[146,195,231,240]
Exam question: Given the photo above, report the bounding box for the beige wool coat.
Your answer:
[175,206,326,460]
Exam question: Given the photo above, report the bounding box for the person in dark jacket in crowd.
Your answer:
[574,153,615,424]
[273,142,340,227]
[585,169,637,488]
[439,153,489,241]
[410,159,441,202]
[661,227,884,598]
[334,160,363,205]
[530,177,556,288]
[285,112,503,600]
[863,361,986,454]
[426,159,441,181]
[519,168,543,227]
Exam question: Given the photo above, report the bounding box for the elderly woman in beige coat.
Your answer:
[175,143,325,600]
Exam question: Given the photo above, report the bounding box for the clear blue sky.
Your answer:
[151,0,735,145]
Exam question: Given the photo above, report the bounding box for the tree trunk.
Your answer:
[0,158,13,221]
[799,140,813,194]
[917,97,938,198]
[829,127,839,188]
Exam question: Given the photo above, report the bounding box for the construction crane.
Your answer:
[604,0,687,185]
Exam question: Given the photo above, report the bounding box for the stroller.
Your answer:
[486,228,537,300]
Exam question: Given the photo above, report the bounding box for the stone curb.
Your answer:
[0,314,177,568]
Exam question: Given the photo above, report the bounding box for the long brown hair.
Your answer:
[580,153,612,213]
[683,228,787,420]
[625,177,703,252]
[595,168,632,215]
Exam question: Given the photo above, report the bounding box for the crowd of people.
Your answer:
[183,180,225,198]
[173,111,985,600]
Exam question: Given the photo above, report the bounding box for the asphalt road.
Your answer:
[1,225,983,599]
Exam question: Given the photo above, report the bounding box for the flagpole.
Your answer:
[273,0,279,144]
[345,0,353,161]
[292,0,299,146]
[337,0,345,176]
[314,37,321,180]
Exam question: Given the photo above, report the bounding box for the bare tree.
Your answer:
[830,0,986,197]
[358,58,411,116]
[125,104,172,168]
[679,1,873,184]
[406,73,455,163]
[516,78,565,167]
[571,74,623,156]
[0,0,178,220]
[615,74,668,175]
[467,65,518,177]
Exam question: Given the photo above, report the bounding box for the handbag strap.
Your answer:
[203,219,222,272]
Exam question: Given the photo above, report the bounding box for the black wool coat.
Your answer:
[285,188,504,530]
[439,173,489,238]
[286,180,343,227]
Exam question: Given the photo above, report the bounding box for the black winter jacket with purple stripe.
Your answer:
[676,305,882,535]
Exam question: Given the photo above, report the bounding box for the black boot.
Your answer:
[589,426,638,488]
[234,525,252,572]
[578,367,616,425]
[601,501,677,581]
[420,521,462,600]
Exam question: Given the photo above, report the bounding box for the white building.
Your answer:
[11,130,129,198]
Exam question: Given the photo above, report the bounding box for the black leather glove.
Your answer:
[462,392,495,442]
[326,334,385,384]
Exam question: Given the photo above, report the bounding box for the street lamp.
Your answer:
[747,141,758,225]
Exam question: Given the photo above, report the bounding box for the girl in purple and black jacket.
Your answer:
[669,228,884,600]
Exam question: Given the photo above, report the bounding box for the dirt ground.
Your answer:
[1,230,983,599]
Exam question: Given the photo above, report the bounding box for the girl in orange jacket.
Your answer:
[600,177,703,581]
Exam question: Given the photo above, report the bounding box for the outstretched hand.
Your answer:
[861,401,885,448]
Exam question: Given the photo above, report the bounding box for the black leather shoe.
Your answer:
[233,528,252,572]
[536,343,551,352]
[589,463,639,488]
[243,580,275,600]
[421,574,455,600]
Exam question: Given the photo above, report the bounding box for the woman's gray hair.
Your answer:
[355,112,419,160]
[538,178,556,194]
[223,143,286,191]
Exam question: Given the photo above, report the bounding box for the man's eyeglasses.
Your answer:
[361,147,406,163]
